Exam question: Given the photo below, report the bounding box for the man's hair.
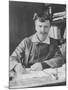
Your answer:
[33,11,51,22]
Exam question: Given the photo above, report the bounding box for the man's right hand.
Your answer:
[14,63,26,74]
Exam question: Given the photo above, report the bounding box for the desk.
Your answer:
[9,67,66,89]
[10,77,65,88]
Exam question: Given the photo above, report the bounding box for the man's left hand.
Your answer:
[30,62,43,71]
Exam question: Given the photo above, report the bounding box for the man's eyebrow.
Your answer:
[44,25,49,27]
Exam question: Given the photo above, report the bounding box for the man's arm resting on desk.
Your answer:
[41,56,64,69]
[30,56,64,71]
[41,45,64,69]
[30,45,64,71]
[30,46,64,71]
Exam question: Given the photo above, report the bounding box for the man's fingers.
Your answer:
[30,63,43,71]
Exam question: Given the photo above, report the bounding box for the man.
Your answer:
[10,12,64,75]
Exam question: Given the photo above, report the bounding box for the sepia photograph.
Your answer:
[9,1,66,89]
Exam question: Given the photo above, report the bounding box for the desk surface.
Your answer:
[10,77,65,88]
[9,67,66,89]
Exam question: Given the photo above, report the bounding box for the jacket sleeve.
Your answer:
[10,38,26,71]
[45,47,64,67]
[11,39,26,60]
[41,39,64,69]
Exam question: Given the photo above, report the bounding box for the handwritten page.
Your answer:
[16,68,54,81]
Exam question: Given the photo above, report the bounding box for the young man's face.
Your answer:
[35,19,50,36]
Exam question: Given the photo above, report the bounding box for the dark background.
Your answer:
[9,1,66,55]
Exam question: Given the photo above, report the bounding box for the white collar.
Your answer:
[31,33,50,44]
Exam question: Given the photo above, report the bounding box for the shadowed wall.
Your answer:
[9,1,66,55]
[9,1,44,55]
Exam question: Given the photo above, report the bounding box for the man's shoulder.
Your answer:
[21,35,34,46]
[23,34,34,42]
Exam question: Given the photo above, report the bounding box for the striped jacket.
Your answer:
[10,34,64,71]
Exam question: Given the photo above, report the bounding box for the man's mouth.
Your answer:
[40,32,48,34]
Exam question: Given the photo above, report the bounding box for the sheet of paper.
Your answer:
[16,69,51,80]
[10,66,65,88]
[15,65,65,81]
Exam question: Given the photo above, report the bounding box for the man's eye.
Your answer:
[39,25,42,27]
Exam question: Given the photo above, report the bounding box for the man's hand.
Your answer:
[14,63,26,74]
[30,62,43,71]
[9,70,16,81]
[9,56,18,71]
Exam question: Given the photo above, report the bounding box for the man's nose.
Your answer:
[41,27,45,32]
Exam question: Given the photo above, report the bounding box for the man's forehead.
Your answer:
[35,19,50,26]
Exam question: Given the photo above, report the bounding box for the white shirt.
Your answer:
[31,33,50,44]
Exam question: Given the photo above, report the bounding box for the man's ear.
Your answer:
[33,13,38,21]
